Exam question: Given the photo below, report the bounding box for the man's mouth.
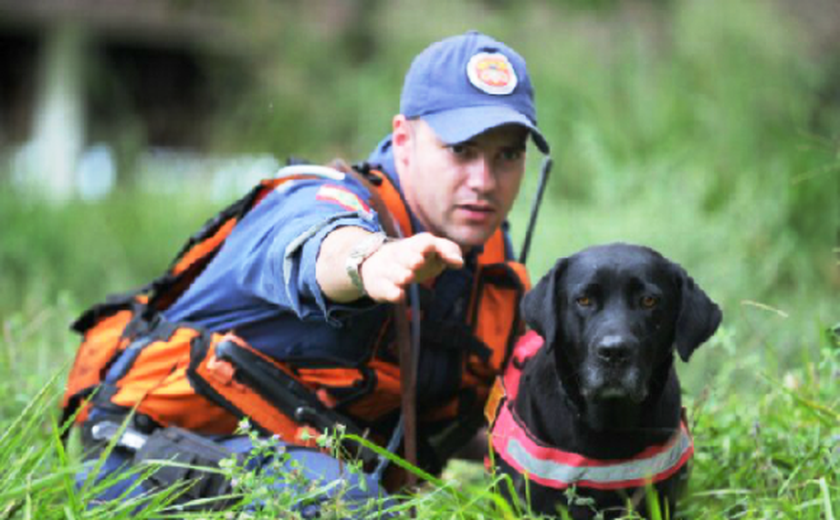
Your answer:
[456,202,496,220]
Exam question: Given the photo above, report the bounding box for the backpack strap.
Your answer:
[331,160,420,489]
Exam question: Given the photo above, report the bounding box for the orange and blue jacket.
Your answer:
[62,163,530,476]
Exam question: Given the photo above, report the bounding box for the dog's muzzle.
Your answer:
[582,334,648,402]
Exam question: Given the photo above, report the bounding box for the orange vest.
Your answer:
[62,165,530,467]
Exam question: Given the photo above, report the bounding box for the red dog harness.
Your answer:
[485,331,694,491]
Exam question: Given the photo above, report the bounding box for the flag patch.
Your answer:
[316,185,371,214]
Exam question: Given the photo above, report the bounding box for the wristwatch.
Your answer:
[345,232,389,297]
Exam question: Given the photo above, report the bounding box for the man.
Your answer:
[67,30,549,515]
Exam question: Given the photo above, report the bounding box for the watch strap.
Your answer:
[345,232,389,297]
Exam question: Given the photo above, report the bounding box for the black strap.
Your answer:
[133,426,238,510]
[213,340,379,466]
[420,321,492,362]
[70,293,144,335]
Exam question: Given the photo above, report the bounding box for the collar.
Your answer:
[485,332,693,491]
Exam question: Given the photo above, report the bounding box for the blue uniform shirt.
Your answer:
[164,137,512,402]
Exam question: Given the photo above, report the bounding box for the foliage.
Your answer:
[0,375,189,519]
[0,190,216,317]
[680,328,840,518]
[4,0,836,361]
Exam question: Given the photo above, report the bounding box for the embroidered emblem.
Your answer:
[467,52,518,95]
[316,185,371,215]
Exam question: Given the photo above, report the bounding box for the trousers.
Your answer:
[77,410,395,518]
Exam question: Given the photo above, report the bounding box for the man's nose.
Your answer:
[465,154,495,192]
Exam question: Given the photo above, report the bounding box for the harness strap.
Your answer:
[420,320,492,362]
[336,161,420,490]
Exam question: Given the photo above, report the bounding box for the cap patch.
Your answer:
[467,52,518,95]
[316,185,371,215]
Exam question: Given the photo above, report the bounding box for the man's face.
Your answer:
[393,117,528,250]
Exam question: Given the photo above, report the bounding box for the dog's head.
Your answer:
[522,243,721,420]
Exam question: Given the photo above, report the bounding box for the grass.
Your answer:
[0,317,836,518]
[1,0,839,517]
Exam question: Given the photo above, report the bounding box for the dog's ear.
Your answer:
[522,258,569,349]
[672,264,723,362]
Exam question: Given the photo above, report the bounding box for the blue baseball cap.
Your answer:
[400,31,549,154]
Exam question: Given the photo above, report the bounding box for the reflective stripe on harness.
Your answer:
[490,402,693,490]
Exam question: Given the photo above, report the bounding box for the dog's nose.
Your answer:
[595,335,632,364]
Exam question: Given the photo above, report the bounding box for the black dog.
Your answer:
[488,243,722,519]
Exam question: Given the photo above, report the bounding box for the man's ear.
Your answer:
[522,257,569,350]
[392,115,412,171]
[672,264,723,362]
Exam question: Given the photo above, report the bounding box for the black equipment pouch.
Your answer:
[196,338,380,467]
[133,427,238,510]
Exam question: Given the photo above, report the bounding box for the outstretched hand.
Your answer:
[360,233,464,303]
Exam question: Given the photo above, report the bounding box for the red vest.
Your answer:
[485,331,693,490]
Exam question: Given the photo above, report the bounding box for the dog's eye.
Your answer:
[641,296,659,309]
[576,296,593,307]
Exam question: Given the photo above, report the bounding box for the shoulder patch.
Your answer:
[316,185,371,215]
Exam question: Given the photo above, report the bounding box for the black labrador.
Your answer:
[491,243,722,519]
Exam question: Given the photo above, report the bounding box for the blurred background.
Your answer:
[0,0,838,407]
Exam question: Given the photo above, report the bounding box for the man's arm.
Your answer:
[316,227,464,303]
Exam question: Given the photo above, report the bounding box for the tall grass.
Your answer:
[0,315,836,518]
